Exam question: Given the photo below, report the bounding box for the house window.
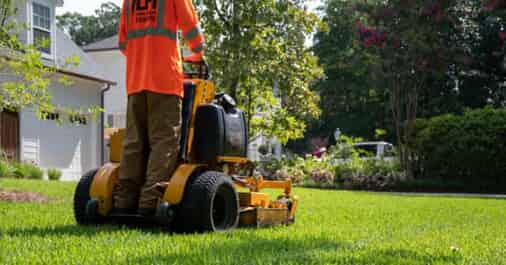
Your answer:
[32,3,51,54]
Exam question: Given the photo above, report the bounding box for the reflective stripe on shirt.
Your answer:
[125,0,177,41]
[184,26,201,41]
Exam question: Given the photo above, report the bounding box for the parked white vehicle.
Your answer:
[353,141,396,160]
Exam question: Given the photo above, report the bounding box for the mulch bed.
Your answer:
[0,189,50,203]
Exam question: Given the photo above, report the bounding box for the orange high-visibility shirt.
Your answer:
[119,0,205,97]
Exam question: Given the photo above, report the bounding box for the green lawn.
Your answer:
[0,178,505,265]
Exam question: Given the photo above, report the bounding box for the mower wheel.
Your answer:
[73,169,99,225]
[174,171,239,233]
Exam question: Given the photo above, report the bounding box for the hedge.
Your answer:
[412,107,506,190]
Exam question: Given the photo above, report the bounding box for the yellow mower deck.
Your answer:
[89,160,297,228]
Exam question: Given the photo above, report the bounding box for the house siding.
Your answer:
[13,1,28,44]
[18,76,102,180]
[87,50,127,127]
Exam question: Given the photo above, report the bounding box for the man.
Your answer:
[112,0,205,216]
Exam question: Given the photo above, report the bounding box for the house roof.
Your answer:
[83,34,193,56]
[83,35,120,52]
[51,28,116,85]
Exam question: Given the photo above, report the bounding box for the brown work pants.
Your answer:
[113,91,182,210]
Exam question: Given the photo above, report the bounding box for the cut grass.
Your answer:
[0,178,505,265]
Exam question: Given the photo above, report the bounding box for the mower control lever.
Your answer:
[183,57,210,80]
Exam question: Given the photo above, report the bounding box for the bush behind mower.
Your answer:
[73,61,298,232]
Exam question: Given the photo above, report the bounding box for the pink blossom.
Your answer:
[357,23,388,48]
[484,0,504,11]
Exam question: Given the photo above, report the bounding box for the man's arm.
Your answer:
[175,0,205,58]
[118,0,128,56]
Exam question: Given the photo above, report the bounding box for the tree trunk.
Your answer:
[390,76,420,180]
[246,80,253,138]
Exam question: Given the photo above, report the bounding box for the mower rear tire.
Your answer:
[73,169,100,225]
[174,171,239,233]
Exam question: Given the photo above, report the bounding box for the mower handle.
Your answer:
[183,57,210,80]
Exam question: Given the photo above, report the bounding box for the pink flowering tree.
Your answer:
[356,0,459,177]
[356,0,506,177]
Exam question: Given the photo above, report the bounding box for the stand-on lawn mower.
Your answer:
[73,60,298,232]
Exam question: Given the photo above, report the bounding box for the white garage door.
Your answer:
[20,110,99,181]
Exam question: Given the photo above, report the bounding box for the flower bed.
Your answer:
[260,136,405,190]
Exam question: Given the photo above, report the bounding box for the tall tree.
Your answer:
[356,0,459,177]
[310,0,390,142]
[57,2,120,46]
[197,0,325,144]
[356,0,506,176]
[449,0,506,109]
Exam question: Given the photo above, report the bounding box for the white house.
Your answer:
[0,0,115,180]
[83,35,127,128]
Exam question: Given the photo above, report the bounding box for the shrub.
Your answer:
[0,160,15,178]
[47,168,62,181]
[340,159,405,190]
[309,169,335,186]
[14,162,44,179]
[262,134,405,189]
[412,107,506,188]
[272,168,305,184]
[30,165,44,179]
[14,163,31,179]
[28,165,44,180]
[290,168,305,184]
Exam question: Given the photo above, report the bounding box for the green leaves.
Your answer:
[412,107,506,183]
[0,3,102,123]
[57,2,120,46]
[308,0,391,141]
[198,0,324,143]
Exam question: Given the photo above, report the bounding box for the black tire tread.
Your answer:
[73,169,98,225]
[173,171,239,233]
